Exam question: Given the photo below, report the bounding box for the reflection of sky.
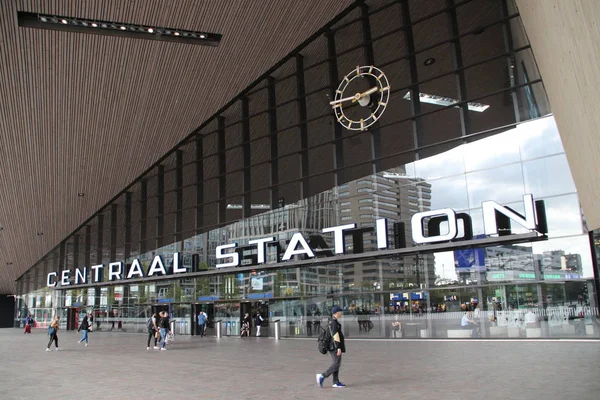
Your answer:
[419,116,591,279]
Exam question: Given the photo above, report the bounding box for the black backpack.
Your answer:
[316,323,332,354]
[147,318,154,332]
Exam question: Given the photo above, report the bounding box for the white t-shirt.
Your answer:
[461,314,472,327]
[524,312,538,324]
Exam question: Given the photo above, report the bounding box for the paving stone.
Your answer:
[1,329,599,400]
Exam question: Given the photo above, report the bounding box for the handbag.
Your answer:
[155,331,160,339]
[166,332,175,344]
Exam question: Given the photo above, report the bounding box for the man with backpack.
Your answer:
[147,312,159,350]
[197,311,207,337]
[316,306,346,388]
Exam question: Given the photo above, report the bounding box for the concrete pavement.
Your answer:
[1,328,599,399]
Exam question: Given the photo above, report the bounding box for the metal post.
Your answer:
[215,320,222,338]
[273,319,281,340]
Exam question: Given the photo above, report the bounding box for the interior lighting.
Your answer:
[403,91,490,112]
[19,12,222,46]
[226,204,271,210]
[37,232,43,236]
[77,193,85,197]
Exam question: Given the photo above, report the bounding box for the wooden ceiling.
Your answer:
[0,0,353,294]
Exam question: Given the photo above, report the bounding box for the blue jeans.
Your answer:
[160,328,167,348]
[80,329,88,343]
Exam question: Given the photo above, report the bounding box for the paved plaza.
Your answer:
[1,328,599,400]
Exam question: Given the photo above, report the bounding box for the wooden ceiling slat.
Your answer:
[0,0,353,294]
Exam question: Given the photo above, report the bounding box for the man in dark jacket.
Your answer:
[316,306,346,388]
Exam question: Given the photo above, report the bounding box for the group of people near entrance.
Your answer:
[241,311,264,337]
[38,306,349,388]
[147,311,172,350]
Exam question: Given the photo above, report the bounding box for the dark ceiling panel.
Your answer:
[0,0,353,294]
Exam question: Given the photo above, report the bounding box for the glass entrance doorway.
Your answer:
[192,303,215,336]
[240,300,269,337]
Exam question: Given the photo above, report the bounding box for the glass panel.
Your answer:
[523,154,577,197]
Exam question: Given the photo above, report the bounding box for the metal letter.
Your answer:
[74,267,88,285]
[282,233,315,261]
[173,252,187,273]
[108,262,123,281]
[412,209,458,243]
[322,223,356,254]
[376,218,388,249]
[216,243,239,268]
[127,259,144,279]
[248,237,275,264]
[60,270,72,286]
[47,272,58,287]
[147,255,167,276]
[91,264,104,283]
[482,194,537,235]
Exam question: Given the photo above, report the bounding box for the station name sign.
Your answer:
[47,194,546,287]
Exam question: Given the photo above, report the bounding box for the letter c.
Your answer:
[47,272,58,287]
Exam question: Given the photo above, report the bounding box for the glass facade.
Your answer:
[15,0,598,339]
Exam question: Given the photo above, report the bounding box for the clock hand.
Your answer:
[352,86,379,103]
[329,94,361,106]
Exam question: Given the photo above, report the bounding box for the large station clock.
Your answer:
[329,65,390,131]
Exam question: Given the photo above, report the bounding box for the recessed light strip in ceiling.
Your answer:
[17,12,222,47]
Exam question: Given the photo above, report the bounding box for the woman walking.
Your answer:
[46,316,61,352]
[78,315,90,347]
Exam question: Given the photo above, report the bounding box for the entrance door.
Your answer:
[66,307,78,331]
[192,303,215,336]
[240,301,269,337]
[152,304,170,322]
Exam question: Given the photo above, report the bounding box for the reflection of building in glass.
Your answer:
[338,170,435,292]
[454,244,584,283]
[212,191,338,299]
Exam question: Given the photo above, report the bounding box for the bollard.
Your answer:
[273,319,281,340]
[215,320,222,338]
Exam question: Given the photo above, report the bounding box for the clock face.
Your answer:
[330,66,390,131]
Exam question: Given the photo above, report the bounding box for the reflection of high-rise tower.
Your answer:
[220,191,339,297]
[338,168,435,291]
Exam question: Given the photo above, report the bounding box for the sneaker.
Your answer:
[316,374,324,388]
[45,348,51,352]
[153,346,160,350]
[55,348,61,351]
[85,343,88,347]
[160,347,167,351]
[147,347,150,350]
[332,382,346,388]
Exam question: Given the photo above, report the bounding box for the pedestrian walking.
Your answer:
[24,315,33,334]
[197,311,207,337]
[241,313,251,337]
[77,315,90,347]
[316,306,346,388]
[147,312,159,350]
[46,316,61,352]
[254,310,264,337]
[88,313,94,332]
[158,311,170,350]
